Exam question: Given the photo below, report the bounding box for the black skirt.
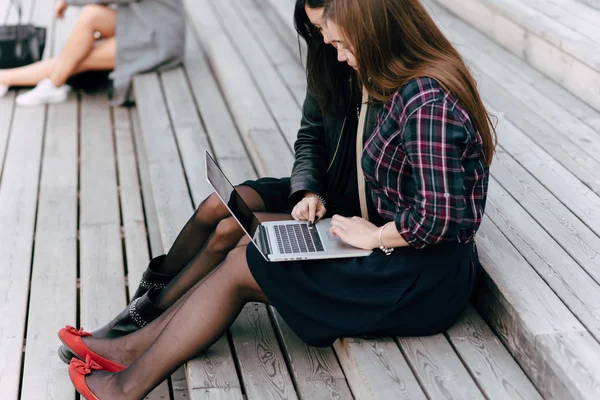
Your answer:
[247,239,479,347]
[241,176,479,346]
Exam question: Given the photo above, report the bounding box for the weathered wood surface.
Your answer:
[446,306,543,400]
[0,1,51,397]
[19,6,78,397]
[432,0,600,111]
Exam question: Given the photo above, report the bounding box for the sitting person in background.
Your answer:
[0,0,185,107]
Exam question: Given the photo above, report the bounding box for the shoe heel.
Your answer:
[57,345,78,365]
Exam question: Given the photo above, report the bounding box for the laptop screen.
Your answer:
[205,151,261,245]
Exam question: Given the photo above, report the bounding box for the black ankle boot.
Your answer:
[57,289,165,365]
[131,254,175,301]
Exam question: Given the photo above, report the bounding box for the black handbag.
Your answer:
[0,0,47,69]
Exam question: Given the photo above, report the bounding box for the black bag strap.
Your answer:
[9,0,23,25]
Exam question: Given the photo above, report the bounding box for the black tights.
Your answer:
[152,185,266,309]
[83,242,268,399]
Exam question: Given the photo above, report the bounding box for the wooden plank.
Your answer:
[131,107,164,258]
[0,1,51,396]
[113,106,172,400]
[474,218,600,399]
[577,0,600,11]
[19,93,78,400]
[446,306,543,400]
[432,0,600,112]
[254,0,304,65]
[235,0,306,105]
[79,92,127,329]
[133,73,193,249]
[210,0,300,148]
[229,304,298,400]
[160,68,213,205]
[186,335,244,400]
[487,110,600,237]
[426,0,600,134]
[0,69,46,400]
[397,334,485,399]
[271,310,353,399]
[484,176,600,340]
[186,0,294,178]
[490,147,600,285]
[521,0,600,43]
[183,27,256,184]
[333,338,426,400]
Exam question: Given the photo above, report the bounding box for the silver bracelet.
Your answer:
[378,222,395,256]
[307,194,327,207]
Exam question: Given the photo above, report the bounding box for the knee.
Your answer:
[207,218,243,253]
[194,193,229,226]
[78,4,106,27]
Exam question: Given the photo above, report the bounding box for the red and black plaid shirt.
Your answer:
[362,77,489,249]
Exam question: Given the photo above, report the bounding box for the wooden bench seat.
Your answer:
[433,0,600,112]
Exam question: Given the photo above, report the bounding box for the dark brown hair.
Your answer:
[325,0,496,165]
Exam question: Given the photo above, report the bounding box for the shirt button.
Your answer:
[444,193,450,198]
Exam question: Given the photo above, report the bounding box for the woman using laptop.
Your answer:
[57,0,383,362]
[59,0,495,398]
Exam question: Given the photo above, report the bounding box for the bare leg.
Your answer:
[84,244,267,399]
[0,5,116,87]
[49,5,116,86]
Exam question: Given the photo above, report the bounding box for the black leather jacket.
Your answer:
[289,90,383,220]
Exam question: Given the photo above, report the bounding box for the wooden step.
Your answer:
[433,0,600,112]
[185,0,541,398]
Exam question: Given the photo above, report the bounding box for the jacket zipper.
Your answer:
[326,81,353,173]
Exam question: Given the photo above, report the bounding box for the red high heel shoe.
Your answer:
[58,325,125,372]
[69,355,102,400]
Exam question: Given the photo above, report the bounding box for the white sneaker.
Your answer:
[16,79,71,107]
[0,84,8,99]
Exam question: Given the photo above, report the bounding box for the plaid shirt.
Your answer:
[362,77,489,249]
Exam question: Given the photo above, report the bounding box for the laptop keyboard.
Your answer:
[274,223,324,254]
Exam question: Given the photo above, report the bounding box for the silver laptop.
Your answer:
[205,151,372,262]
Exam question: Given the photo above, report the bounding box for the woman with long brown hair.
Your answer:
[59,1,494,398]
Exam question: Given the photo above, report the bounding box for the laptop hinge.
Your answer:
[258,225,272,256]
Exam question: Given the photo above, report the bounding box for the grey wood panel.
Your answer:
[186,0,294,178]
[0,75,46,400]
[490,147,600,285]
[229,304,298,400]
[160,68,214,205]
[474,218,600,399]
[210,0,300,148]
[485,176,600,342]
[79,92,127,330]
[486,109,600,238]
[397,334,485,399]
[113,107,172,400]
[333,338,426,400]
[0,2,49,396]
[426,0,600,132]
[133,73,193,249]
[184,27,256,185]
[134,74,243,399]
[236,0,306,106]
[446,305,543,400]
[255,0,304,65]
[131,107,163,258]
[113,106,150,298]
[271,310,353,400]
[19,97,78,400]
[186,335,244,400]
